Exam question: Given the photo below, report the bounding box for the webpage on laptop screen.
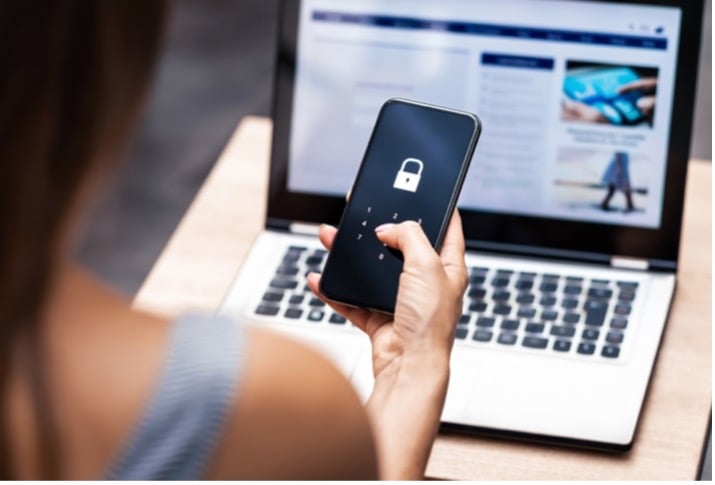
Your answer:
[288,0,682,229]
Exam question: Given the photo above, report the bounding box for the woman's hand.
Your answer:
[306,211,468,479]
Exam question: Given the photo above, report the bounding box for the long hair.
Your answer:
[0,1,168,478]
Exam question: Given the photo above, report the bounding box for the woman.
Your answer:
[600,151,635,212]
[0,2,467,479]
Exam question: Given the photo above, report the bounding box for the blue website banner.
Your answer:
[482,53,555,70]
[312,10,668,50]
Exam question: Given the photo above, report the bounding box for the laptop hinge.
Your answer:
[610,256,649,271]
[289,222,321,236]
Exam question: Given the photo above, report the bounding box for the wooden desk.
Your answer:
[134,116,712,480]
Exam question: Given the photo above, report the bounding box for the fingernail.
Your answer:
[374,223,395,233]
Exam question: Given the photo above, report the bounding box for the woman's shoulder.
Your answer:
[43,267,375,479]
[205,325,377,479]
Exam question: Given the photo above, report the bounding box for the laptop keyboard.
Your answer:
[253,245,639,361]
[255,246,347,325]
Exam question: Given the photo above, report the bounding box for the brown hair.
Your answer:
[0,1,168,478]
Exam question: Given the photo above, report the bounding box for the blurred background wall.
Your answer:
[77,0,712,297]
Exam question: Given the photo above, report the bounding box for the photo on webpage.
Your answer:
[561,61,659,128]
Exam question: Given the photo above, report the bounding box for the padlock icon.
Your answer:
[393,158,424,193]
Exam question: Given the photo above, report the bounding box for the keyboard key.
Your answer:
[540,295,557,307]
[329,313,346,324]
[455,327,469,340]
[517,307,536,318]
[492,277,510,288]
[591,279,610,285]
[469,301,488,313]
[303,284,311,293]
[611,317,629,329]
[564,285,582,295]
[551,326,576,337]
[515,279,534,290]
[554,340,572,352]
[519,272,537,278]
[313,249,328,257]
[602,346,621,358]
[563,312,580,324]
[577,342,596,355]
[255,304,280,316]
[497,269,514,275]
[458,314,471,325]
[492,290,511,302]
[472,330,493,342]
[543,273,560,280]
[276,266,300,276]
[566,276,584,283]
[270,279,299,290]
[476,316,496,327]
[540,282,558,293]
[288,245,308,252]
[541,309,558,321]
[606,332,624,344]
[614,303,632,315]
[470,266,489,275]
[617,281,639,289]
[525,322,545,334]
[285,308,303,319]
[468,287,487,299]
[305,256,324,266]
[588,287,613,299]
[470,275,486,285]
[522,336,548,349]
[561,298,578,310]
[289,294,305,305]
[500,319,520,331]
[618,291,636,302]
[582,329,600,340]
[307,310,324,322]
[263,292,283,302]
[308,297,325,307]
[498,333,517,345]
[493,304,512,316]
[516,293,535,304]
[584,300,608,326]
[283,252,301,263]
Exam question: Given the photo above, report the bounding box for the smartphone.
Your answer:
[319,98,482,313]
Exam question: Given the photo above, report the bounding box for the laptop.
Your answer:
[219,0,703,451]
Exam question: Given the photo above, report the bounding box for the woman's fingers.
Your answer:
[438,211,468,290]
[306,272,370,332]
[374,221,440,272]
[439,211,466,266]
[618,77,657,94]
[318,224,338,250]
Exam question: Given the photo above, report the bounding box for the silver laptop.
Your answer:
[219,0,703,450]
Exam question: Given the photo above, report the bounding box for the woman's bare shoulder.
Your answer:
[38,266,375,479]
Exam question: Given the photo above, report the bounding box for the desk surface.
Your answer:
[134,116,712,480]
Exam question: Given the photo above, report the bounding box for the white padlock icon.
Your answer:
[393,158,424,193]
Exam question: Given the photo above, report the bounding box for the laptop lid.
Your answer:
[267,0,703,270]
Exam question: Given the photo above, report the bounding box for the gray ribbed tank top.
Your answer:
[105,314,244,480]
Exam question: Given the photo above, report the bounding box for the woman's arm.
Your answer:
[207,328,378,480]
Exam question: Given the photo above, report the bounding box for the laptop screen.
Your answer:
[270,0,701,266]
[286,0,682,230]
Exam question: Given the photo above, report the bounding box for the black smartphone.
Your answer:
[319,98,482,313]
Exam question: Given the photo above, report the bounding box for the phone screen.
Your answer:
[320,99,480,313]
